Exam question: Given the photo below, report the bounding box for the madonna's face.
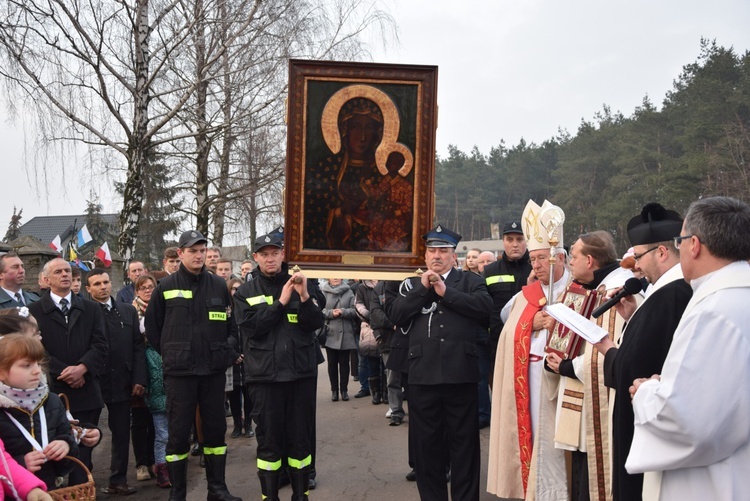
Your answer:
[346,114,381,159]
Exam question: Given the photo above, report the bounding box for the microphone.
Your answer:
[592,277,644,318]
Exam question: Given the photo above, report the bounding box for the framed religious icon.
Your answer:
[284,59,438,279]
[545,283,600,359]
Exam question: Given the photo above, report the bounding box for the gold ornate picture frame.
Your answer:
[284,60,438,279]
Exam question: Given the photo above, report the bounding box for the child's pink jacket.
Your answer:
[0,438,47,500]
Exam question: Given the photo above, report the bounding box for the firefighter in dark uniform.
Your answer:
[482,220,532,361]
[233,233,323,501]
[145,230,241,501]
[384,225,493,501]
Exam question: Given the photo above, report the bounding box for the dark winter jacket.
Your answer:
[0,390,79,490]
[370,281,396,353]
[385,268,492,385]
[99,299,147,404]
[145,264,234,376]
[233,263,324,383]
[28,292,108,413]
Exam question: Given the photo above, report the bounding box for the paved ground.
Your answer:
[88,364,500,500]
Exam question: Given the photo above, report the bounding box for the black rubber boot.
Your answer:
[204,454,242,501]
[369,377,382,404]
[257,469,281,501]
[166,459,188,501]
[289,467,311,501]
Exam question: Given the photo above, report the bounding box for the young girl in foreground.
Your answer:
[0,334,78,490]
[0,310,101,448]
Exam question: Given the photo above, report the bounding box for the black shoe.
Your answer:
[191,442,202,456]
[102,484,137,495]
[478,419,490,430]
[308,477,316,490]
[331,390,339,402]
[341,391,349,401]
[405,469,416,481]
[389,415,403,426]
[231,426,242,438]
[354,389,370,398]
[199,453,205,468]
[245,424,254,438]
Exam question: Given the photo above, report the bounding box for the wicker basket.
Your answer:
[48,456,96,501]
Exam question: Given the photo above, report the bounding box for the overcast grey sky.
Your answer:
[3,0,750,239]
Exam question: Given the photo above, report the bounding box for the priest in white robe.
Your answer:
[626,196,750,501]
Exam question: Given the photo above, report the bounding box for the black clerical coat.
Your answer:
[603,278,692,501]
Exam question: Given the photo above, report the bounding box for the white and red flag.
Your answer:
[49,235,63,253]
[96,242,112,267]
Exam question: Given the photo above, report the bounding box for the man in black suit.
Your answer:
[0,253,40,309]
[28,258,108,484]
[86,268,148,495]
[385,225,492,501]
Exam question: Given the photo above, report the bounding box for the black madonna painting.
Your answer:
[285,60,438,275]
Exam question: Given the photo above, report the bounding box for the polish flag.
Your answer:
[96,242,112,267]
[49,235,63,254]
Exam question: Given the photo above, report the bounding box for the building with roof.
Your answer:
[19,214,119,248]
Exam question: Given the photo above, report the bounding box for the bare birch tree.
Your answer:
[0,0,396,258]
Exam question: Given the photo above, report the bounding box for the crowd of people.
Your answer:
[0,194,748,501]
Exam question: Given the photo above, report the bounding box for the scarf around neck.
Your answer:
[0,380,48,414]
[133,296,149,317]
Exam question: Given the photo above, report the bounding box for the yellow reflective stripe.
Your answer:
[287,313,298,323]
[257,458,282,471]
[247,295,273,306]
[203,446,227,456]
[485,275,515,285]
[164,290,193,300]
[166,453,188,462]
[287,454,312,469]
[209,312,227,321]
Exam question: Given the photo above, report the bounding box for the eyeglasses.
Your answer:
[673,234,694,250]
[138,285,155,292]
[633,246,659,261]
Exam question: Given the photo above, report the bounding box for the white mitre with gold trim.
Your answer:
[522,199,565,252]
